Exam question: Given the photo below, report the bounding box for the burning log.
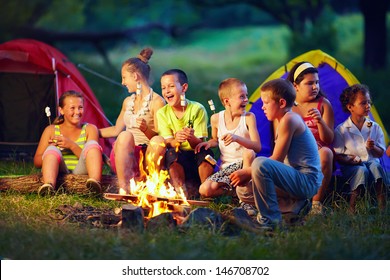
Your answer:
[0,174,119,194]
[121,204,145,232]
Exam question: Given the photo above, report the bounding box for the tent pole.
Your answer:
[52,57,60,116]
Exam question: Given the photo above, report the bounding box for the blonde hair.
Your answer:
[218,78,246,105]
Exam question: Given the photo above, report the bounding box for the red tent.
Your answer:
[0,39,113,158]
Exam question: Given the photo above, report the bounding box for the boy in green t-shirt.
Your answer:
[156,69,214,196]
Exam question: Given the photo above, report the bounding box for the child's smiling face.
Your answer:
[161,74,187,108]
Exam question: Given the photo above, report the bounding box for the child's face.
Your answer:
[161,74,186,107]
[121,67,136,93]
[261,91,279,121]
[348,91,371,118]
[225,85,248,114]
[59,97,84,125]
[294,73,320,101]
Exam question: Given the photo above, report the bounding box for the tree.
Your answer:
[359,0,388,70]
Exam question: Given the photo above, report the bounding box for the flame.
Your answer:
[122,149,189,218]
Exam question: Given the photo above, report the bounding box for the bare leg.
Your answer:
[145,136,166,174]
[312,147,333,203]
[375,179,386,212]
[349,188,360,214]
[86,147,102,182]
[115,131,135,193]
[199,180,226,197]
[169,162,185,188]
[42,154,60,188]
[242,149,255,169]
[198,161,214,183]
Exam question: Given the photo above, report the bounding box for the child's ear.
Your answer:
[346,104,353,112]
[181,83,188,93]
[279,98,287,108]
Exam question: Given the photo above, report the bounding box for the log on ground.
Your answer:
[0,174,119,194]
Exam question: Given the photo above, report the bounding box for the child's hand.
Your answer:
[366,138,375,150]
[229,168,251,187]
[182,127,194,140]
[53,134,73,150]
[194,142,209,153]
[136,117,148,133]
[308,108,321,122]
[221,133,237,146]
[348,155,362,165]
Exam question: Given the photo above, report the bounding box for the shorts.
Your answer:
[207,160,243,189]
[165,146,214,180]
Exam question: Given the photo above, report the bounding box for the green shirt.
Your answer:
[157,99,208,151]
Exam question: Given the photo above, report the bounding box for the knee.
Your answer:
[319,148,333,166]
[149,136,166,153]
[252,156,267,170]
[243,149,255,162]
[115,131,135,150]
[199,181,213,197]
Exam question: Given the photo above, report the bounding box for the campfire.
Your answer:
[104,151,208,226]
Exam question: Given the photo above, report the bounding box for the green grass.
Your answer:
[0,190,389,259]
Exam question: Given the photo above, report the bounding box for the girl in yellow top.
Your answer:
[34,90,103,195]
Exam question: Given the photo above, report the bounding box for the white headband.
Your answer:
[293,62,315,81]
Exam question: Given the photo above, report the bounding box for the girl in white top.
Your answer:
[99,48,165,193]
[195,78,261,198]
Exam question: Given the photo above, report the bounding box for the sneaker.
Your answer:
[309,201,324,216]
[38,183,55,196]
[86,178,102,195]
[239,201,258,216]
[256,214,279,231]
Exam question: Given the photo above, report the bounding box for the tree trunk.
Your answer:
[360,0,388,70]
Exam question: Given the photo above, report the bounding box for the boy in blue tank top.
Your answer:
[233,79,323,230]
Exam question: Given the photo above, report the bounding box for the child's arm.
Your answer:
[366,124,385,158]
[271,112,299,162]
[33,125,55,168]
[313,98,334,145]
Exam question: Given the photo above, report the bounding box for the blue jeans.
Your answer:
[251,157,321,222]
[339,160,389,191]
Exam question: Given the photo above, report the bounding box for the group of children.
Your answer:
[34,48,389,230]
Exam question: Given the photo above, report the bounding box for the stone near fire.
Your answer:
[146,212,177,232]
[179,207,223,231]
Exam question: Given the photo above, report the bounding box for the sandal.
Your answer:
[86,178,102,195]
[38,183,55,196]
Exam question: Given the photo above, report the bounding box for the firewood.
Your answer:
[0,174,119,194]
[121,204,144,232]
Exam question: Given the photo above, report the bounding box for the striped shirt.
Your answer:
[54,123,87,171]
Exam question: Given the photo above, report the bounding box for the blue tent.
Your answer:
[247,49,390,173]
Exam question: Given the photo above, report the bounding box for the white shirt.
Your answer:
[333,117,385,162]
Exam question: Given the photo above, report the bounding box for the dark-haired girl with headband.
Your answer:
[287,62,335,215]
[99,48,166,194]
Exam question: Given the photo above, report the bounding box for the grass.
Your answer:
[0,189,389,259]
[1,14,390,261]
